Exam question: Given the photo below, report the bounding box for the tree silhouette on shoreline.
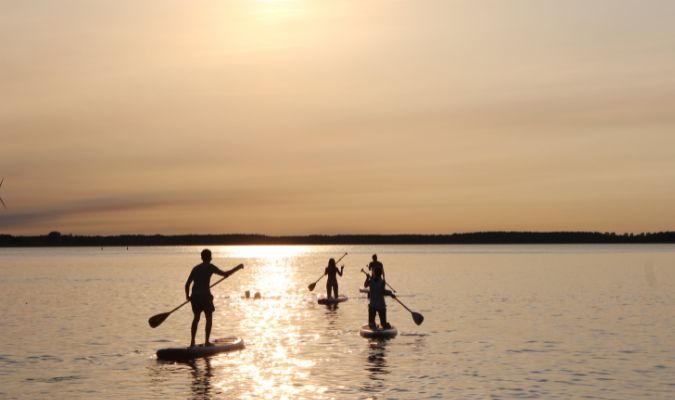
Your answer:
[0,231,674,247]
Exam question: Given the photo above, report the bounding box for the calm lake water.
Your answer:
[1,245,674,399]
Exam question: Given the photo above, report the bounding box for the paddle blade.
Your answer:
[308,282,316,291]
[148,312,171,328]
[412,312,424,326]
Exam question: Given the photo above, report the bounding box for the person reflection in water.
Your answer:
[185,249,243,347]
[364,267,395,329]
[189,358,213,400]
[325,258,344,299]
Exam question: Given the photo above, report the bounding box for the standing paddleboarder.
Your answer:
[325,258,344,299]
[365,254,385,289]
[364,267,395,329]
[185,249,243,347]
[368,254,385,280]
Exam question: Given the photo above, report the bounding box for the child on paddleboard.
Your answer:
[185,249,243,347]
[325,258,344,299]
[363,267,395,330]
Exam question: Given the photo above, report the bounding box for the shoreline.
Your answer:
[1,231,674,247]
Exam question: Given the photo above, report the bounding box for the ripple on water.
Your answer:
[26,354,63,363]
[400,332,429,337]
[25,375,83,383]
[0,355,20,376]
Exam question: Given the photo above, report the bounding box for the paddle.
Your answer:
[360,269,424,326]
[308,252,348,291]
[391,295,424,326]
[148,264,244,328]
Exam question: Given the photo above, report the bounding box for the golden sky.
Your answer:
[1,0,675,235]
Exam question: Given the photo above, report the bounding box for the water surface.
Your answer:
[1,245,674,399]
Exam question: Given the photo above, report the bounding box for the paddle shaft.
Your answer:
[170,273,229,314]
[390,295,414,314]
[167,266,240,314]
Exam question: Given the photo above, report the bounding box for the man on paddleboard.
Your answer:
[364,267,395,330]
[368,254,385,280]
[325,258,344,299]
[185,249,243,347]
[365,254,385,290]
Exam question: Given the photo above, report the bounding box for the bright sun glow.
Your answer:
[219,245,309,260]
[251,0,307,21]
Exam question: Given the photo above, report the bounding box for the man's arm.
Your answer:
[185,273,194,301]
[362,268,371,287]
[215,263,244,278]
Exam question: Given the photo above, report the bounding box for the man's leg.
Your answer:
[378,308,388,329]
[190,312,200,347]
[205,311,213,345]
[368,306,376,329]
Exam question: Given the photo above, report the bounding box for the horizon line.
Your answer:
[2,231,674,246]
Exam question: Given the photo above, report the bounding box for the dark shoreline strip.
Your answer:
[1,231,674,247]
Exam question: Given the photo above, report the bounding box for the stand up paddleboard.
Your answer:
[359,288,369,294]
[317,295,348,305]
[156,336,244,361]
[359,324,398,339]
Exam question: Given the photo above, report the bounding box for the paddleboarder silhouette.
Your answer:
[324,258,344,299]
[368,254,384,280]
[185,249,243,347]
[364,267,395,329]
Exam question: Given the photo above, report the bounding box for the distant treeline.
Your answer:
[1,231,675,247]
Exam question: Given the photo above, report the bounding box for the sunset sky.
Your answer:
[2,0,675,235]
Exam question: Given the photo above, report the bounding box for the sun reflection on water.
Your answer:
[217,245,309,261]
[210,246,329,399]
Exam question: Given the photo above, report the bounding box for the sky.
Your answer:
[1,0,675,235]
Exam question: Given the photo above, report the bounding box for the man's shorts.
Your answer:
[190,293,215,314]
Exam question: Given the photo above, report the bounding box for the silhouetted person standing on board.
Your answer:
[185,249,243,347]
[368,254,384,275]
[367,254,385,284]
[325,258,344,298]
[364,267,394,329]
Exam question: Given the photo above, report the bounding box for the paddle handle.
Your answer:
[335,252,348,264]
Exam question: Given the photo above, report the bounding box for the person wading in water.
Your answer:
[185,249,243,347]
[325,258,344,299]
